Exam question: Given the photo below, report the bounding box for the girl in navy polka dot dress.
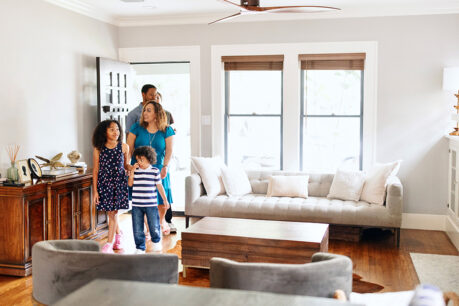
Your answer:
[92,120,131,253]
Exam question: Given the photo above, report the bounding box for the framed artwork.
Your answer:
[28,158,42,178]
[16,160,32,183]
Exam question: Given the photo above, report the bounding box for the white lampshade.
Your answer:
[443,67,459,91]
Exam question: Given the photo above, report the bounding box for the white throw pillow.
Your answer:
[191,156,226,197]
[360,161,401,205]
[221,166,252,197]
[267,175,309,198]
[327,169,366,202]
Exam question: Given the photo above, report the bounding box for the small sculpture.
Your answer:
[67,150,81,164]
[36,153,65,170]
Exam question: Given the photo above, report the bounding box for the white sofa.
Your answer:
[185,170,403,246]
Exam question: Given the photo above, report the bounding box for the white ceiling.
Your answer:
[44,0,459,26]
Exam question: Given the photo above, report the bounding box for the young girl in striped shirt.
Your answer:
[128,146,170,253]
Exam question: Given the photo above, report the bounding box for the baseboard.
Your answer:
[445,215,459,251]
[401,213,446,231]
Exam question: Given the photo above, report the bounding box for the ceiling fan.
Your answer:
[210,0,340,24]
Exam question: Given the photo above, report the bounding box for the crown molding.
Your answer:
[116,7,459,27]
[43,0,459,28]
[43,0,117,25]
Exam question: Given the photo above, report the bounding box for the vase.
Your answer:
[7,162,19,182]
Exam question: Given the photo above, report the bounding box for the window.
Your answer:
[300,53,365,172]
[223,55,283,170]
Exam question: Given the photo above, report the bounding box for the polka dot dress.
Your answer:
[97,142,129,211]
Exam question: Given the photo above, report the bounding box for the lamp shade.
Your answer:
[443,67,459,91]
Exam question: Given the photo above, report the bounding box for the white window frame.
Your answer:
[211,42,377,171]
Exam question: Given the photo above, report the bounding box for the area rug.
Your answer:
[410,253,459,294]
[166,240,384,293]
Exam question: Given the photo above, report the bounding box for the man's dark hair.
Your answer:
[141,84,156,94]
[133,146,157,165]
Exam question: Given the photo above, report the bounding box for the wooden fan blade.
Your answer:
[260,6,340,13]
[209,11,242,24]
[220,0,248,11]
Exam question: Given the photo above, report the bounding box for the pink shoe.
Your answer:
[113,233,123,250]
[102,243,114,253]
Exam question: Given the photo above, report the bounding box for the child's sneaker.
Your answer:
[113,232,123,250]
[135,249,146,254]
[101,243,114,253]
[152,241,163,252]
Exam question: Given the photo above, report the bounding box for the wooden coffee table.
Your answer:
[181,217,329,277]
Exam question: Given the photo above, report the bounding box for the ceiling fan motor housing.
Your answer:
[242,0,260,6]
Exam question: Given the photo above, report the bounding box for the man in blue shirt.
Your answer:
[126,84,177,233]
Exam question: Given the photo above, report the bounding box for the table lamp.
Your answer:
[443,67,459,135]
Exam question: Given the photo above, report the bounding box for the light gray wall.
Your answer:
[119,14,459,215]
[0,0,118,175]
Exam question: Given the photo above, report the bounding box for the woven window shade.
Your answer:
[299,53,366,70]
[222,55,284,71]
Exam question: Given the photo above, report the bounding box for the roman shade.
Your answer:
[299,53,366,70]
[222,55,284,71]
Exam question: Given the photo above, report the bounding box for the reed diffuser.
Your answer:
[6,144,20,181]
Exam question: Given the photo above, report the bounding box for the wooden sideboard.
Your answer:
[0,171,108,276]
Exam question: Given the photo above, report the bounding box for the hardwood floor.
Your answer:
[0,215,457,305]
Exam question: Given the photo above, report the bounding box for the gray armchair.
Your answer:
[32,240,179,305]
[210,252,352,299]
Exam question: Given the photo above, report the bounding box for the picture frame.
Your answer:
[16,160,32,183]
[28,158,42,178]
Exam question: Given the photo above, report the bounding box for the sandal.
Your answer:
[162,223,171,236]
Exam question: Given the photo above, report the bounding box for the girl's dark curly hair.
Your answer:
[92,120,123,151]
[133,146,157,165]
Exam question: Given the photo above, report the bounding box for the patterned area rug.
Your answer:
[166,240,384,293]
[410,253,459,294]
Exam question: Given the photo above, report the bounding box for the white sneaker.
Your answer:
[152,242,163,252]
[134,249,145,254]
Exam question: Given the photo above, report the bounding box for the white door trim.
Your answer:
[119,46,201,157]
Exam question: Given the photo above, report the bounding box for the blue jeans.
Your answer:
[131,206,161,250]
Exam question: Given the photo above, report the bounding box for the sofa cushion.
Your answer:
[191,157,226,197]
[327,169,365,202]
[267,175,309,198]
[188,194,400,228]
[246,171,333,197]
[360,161,400,205]
[221,166,252,197]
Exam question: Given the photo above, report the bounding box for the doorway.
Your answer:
[130,62,191,212]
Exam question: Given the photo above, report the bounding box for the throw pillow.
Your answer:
[267,175,309,198]
[221,166,252,197]
[327,169,366,202]
[190,156,226,198]
[360,161,401,205]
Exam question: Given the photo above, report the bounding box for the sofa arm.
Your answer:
[386,176,403,216]
[185,174,204,215]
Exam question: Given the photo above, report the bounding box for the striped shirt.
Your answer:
[132,166,161,207]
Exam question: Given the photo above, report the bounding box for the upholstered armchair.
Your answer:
[210,252,353,299]
[32,240,179,305]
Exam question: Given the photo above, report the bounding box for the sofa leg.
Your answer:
[186,216,190,228]
[395,228,400,248]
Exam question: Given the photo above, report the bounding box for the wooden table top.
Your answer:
[54,279,362,306]
[183,217,329,244]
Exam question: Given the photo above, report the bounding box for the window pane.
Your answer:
[304,70,361,115]
[303,117,360,172]
[228,71,281,114]
[228,117,281,170]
